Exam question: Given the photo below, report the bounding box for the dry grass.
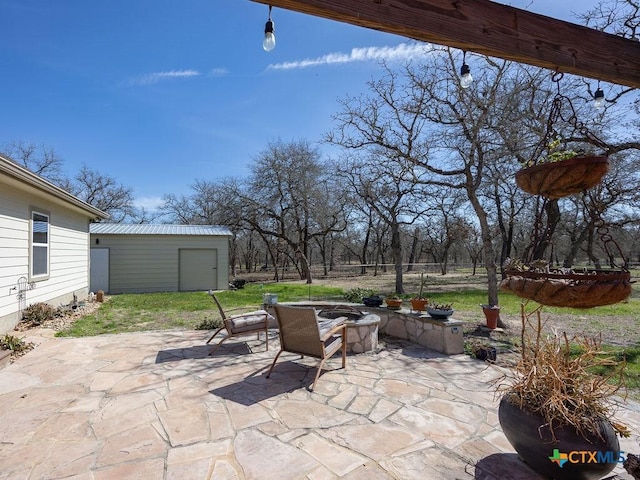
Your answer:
[499,302,630,440]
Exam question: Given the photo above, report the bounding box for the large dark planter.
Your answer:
[498,395,620,480]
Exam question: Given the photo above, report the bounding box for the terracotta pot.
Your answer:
[385,298,403,310]
[515,155,609,199]
[498,395,620,480]
[410,298,429,311]
[481,305,499,329]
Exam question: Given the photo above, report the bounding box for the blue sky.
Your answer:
[1,0,596,212]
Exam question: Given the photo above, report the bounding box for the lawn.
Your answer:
[55,283,344,337]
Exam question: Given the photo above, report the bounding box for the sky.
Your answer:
[1,0,600,213]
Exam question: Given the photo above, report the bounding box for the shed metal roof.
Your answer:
[90,224,232,236]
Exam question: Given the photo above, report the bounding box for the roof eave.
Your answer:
[0,155,110,220]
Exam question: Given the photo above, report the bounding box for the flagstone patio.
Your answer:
[0,328,638,479]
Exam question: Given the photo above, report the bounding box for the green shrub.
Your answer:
[20,302,61,327]
[0,334,32,353]
[343,288,376,303]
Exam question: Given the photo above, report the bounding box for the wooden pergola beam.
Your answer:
[250,0,640,88]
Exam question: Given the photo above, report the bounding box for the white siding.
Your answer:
[90,234,229,294]
[0,181,91,332]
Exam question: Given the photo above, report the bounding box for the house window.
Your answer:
[31,211,49,279]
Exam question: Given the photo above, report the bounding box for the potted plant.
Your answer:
[385,294,403,310]
[362,295,383,307]
[515,139,609,199]
[501,257,631,309]
[481,304,500,329]
[497,304,629,480]
[426,302,454,320]
[465,339,497,362]
[410,273,429,312]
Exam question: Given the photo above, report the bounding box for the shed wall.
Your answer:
[90,234,229,294]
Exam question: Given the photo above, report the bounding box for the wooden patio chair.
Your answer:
[266,304,347,391]
[206,291,275,355]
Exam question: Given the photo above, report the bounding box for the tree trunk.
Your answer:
[296,249,313,284]
[468,193,505,328]
[391,221,404,294]
[531,200,560,260]
[406,227,419,272]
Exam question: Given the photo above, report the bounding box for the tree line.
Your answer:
[3,0,638,309]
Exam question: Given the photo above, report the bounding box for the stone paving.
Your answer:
[0,329,638,479]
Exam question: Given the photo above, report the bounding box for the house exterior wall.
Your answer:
[89,234,229,294]
[0,181,91,333]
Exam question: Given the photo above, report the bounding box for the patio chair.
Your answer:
[266,304,347,391]
[206,291,276,355]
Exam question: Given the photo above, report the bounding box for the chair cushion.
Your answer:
[228,310,276,333]
[318,317,346,338]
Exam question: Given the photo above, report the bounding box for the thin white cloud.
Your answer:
[208,68,229,77]
[134,196,164,211]
[127,69,201,86]
[267,42,433,70]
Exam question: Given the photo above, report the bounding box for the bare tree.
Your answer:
[65,165,135,222]
[421,190,468,275]
[220,139,347,284]
[1,141,66,184]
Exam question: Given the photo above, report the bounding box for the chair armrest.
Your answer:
[320,317,347,341]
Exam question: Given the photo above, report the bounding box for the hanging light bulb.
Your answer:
[460,51,473,89]
[593,83,605,110]
[263,5,276,52]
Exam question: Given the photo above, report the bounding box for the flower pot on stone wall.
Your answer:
[410,298,429,312]
[385,297,403,310]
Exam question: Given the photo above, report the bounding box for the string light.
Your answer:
[263,5,276,52]
[460,51,473,89]
[593,82,605,110]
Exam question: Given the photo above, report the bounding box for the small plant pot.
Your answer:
[410,298,429,312]
[385,298,403,310]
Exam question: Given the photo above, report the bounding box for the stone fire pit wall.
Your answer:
[276,302,464,355]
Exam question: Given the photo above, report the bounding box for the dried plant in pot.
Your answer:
[410,273,429,312]
[426,302,454,320]
[496,303,630,480]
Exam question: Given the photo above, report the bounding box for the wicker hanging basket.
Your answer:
[515,156,609,200]
[500,268,631,309]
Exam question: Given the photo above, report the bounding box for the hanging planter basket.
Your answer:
[500,268,631,309]
[515,155,609,200]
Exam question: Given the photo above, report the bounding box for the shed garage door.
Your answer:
[179,249,218,291]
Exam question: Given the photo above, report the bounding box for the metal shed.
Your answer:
[89,224,232,294]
